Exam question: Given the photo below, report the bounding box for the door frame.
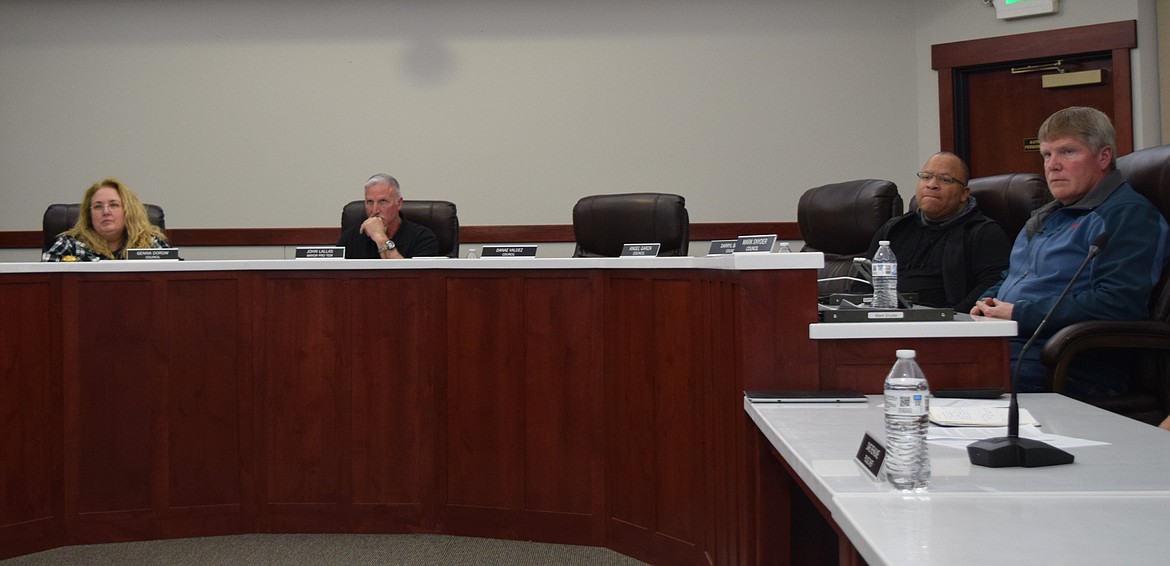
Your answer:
[932,20,1137,158]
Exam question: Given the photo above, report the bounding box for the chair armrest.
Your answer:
[1041,320,1170,392]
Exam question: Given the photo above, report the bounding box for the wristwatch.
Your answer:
[378,239,396,253]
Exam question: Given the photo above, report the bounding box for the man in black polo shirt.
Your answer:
[338,173,439,259]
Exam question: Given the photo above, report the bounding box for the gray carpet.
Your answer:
[1,533,650,565]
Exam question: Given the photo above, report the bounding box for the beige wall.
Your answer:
[0,0,1160,253]
[1161,0,1169,140]
[914,0,1161,159]
[0,0,921,232]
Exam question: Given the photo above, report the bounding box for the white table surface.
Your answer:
[0,251,823,273]
[746,394,1170,566]
[833,492,1170,566]
[808,313,1017,339]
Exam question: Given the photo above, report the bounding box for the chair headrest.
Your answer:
[1117,145,1170,321]
[571,193,689,257]
[42,203,166,252]
[1117,144,1170,218]
[965,173,1050,240]
[797,179,901,255]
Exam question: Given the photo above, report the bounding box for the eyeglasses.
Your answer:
[916,171,966,186]
[90,202,123,213]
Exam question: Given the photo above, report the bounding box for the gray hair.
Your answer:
[1038,107,1117,169]
[364,173,401,195]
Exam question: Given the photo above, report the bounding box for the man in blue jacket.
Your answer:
[972,107,1170,396]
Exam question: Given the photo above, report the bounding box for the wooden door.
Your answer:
[933,21,1136,177]
[964,54,1115,177]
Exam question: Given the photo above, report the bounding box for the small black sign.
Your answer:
[481,245,538,258]
[1024,137,1040,152]
[620,243,661,257]
[295,246,345,259]
[855,432,886,480]
[127,248,180,261]
[734,234,777,253]
[707,240,737,255]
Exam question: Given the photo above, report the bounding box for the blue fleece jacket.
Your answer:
[982,169,1170,394]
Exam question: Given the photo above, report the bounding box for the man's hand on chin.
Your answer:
[360,215,387,242]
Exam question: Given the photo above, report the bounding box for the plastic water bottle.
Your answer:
[883,349,930,491]
[777,242,792,253]
[871,240,898,308]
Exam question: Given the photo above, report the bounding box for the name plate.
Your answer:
[295,246,345,259]
[855,432,886,480]
[126,248,180,261]
[734,234,777,253]
[620,243,661,257]
[481,245,538,258]
[707,239,737,255]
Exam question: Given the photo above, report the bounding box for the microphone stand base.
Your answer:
[967,436,1075,468]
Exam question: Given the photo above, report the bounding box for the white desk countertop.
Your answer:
[0,251,824,274]
[833,492,1170,566]
[746,395,1170,566]
[809,313,1017,339]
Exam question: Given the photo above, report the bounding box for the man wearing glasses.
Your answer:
[853,152,1011,312]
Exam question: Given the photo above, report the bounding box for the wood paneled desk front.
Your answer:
[0,254,1012,564]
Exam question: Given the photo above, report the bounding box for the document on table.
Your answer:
[925,398,1109,450]
[929,406,1038,427]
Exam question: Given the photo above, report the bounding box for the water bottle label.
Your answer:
[884,390,928,416]
[873,263,897,277]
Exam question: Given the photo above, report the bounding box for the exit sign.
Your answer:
[994,0,1059,20]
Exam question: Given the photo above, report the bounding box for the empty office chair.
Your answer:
[571,193,689,257]
[341,200,460,258]
[796,179,902,296]
[42,203,166,252]
[1040,144,1170,425]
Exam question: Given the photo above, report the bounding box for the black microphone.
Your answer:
[968,231,1110,468]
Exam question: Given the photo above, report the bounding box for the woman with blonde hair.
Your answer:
[42,178,170,261]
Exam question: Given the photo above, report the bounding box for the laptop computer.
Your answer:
[745,390,866,403]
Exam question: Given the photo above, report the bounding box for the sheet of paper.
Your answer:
[930,398,1009,408]
[929,406,1039,427]
[927,424,1110,450]
[894,397,1109,450]
[925,397,1110,449]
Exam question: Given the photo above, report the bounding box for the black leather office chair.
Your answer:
[967,173,1052,241]
[797,179,902,295]
[1040,144,1170,425]
[571,193,689,257]
[42,203,167,252]
[906,173,1051,242]
[341,200,460,258]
